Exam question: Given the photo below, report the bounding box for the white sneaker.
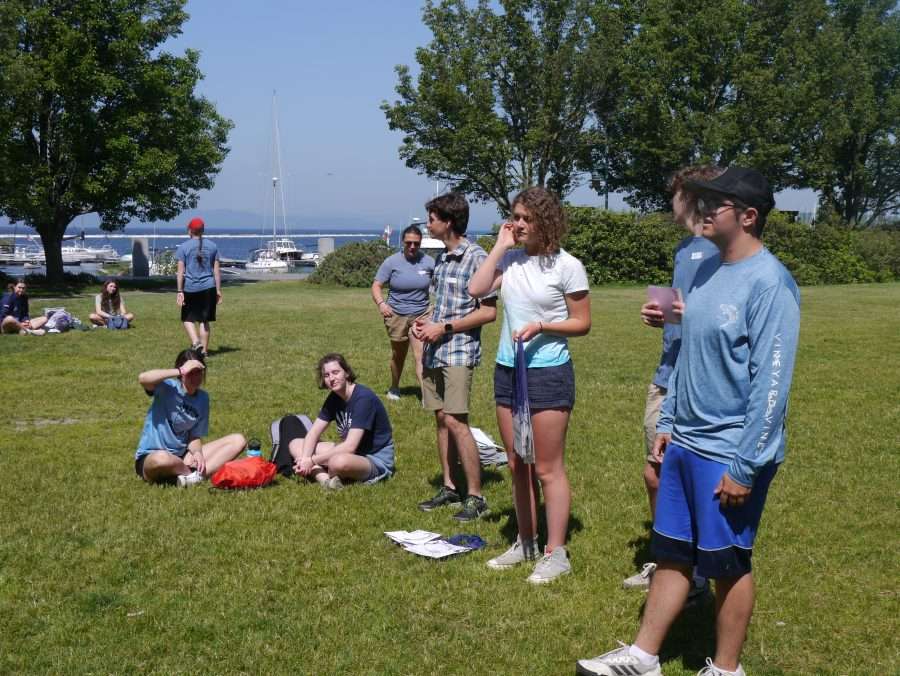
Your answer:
[526,546,571,584]
[576,643,662,676]
[697,657,745,676]
[176,470,203,488]
[623,562,657,589]
[385,388,401,401]
[486,537,539,570]
[324,475,344,491]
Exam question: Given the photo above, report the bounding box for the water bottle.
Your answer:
[247,438,262,458]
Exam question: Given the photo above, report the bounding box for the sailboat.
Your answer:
[246,92,297,272]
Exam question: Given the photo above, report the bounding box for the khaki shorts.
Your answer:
[643,382,667,463]
[383,306,432,343]
[422,366,475,415]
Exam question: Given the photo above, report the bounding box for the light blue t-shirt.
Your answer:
[176,237,219,292]
[374,251,434,316]
[657,247,800,487]
[653,236,721,388]
[135,378,210,459]
[496,249,590,368]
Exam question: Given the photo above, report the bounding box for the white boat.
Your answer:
[59,242,120,263]
[245,246,289,271]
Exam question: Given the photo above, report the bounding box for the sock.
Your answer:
[710,663,743,676]
[628,644,659,666]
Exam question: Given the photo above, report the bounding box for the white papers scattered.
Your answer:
[384,530,472,559]
[403,541,472,559]
[384,530,442,546]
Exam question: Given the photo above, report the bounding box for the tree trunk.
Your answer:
[37,224,66,283]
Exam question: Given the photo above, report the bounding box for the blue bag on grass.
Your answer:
[107,315,129,330]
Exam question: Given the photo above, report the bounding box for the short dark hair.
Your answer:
[425,192,469,235]
[401,225,424,241]
[316,353,357,389]
[174,348,206,382]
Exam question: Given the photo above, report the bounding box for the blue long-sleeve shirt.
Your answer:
[653,236,721,388]
[657,247,801,487]
[0,291,29,322]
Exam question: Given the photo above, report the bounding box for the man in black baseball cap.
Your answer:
[576,166,800,676]
[685,166,776,236]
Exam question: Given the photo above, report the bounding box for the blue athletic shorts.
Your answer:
[651,442,778,579]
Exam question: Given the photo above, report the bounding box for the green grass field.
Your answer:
[1,281,897,675]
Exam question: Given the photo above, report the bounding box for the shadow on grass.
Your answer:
[396,385,422,399]
[487,505,585,547]
[207,344,240,357]
[427,466,506,490]
[627,520,654,571]
[635,592,717,672]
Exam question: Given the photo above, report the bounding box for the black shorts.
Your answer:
[494,360,576,410]
[181,287,217,322]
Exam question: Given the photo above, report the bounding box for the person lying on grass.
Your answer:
[134,348,245,487]
[291,353,395,490]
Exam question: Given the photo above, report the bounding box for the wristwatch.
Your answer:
[444,322,454,335]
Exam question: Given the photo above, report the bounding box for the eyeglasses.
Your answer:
[697,196,742,217]
[403,241,421,247]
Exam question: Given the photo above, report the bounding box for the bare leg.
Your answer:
[326,453,374,481]
[2,316,22,334]
[389,340,409,390]
[29,316,47,330]
[198,321,210,352]
[444,412,481,497]
[633,562,693,655]
[644,461,661,518]
[140,450,192,482]
[497,404,538,541]
[434,410,457,490]
[89,313,107,327]
[123,312,135,322]
[409,333,425,390]
[199,433,246,476]
[532,408,571,551]
[182,321,200,346]
[713,573,754,671]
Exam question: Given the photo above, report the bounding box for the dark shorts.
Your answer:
[181,287,217,323]
[134,450,183,484]
[651,442,778,579]
[493,360,575,410]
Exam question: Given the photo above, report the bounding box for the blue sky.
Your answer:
[165,0,817,231]
[0,1,818,234]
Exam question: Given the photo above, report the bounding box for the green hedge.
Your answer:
[563,207,900,285]
[304,210,899,288]
[308,240,393,288]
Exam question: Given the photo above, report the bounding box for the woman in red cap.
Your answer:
[175,217,221,357]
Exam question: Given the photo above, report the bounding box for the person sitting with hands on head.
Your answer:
[134,348,245,487]
[292,353,396,490]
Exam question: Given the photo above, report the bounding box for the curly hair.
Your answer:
[316,353,357,389]
[511,186,567,254]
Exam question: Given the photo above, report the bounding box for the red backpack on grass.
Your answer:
[210,456,277,490]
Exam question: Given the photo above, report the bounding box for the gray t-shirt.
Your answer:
[176,237,219,292]
[374,251,434,316]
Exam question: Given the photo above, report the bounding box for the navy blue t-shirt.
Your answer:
[0,291,29,321]
[318,384,393,455]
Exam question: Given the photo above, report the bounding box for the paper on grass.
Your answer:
[402,541,472,559]
[384,530,442,546]
[646,286,683,324]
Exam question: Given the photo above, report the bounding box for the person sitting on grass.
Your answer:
[135,348,246,487]
[1,278,48,336]
[90,278,135,327]
[292,353,395,490]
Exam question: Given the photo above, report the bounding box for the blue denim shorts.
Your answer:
[363,443,395,484]
[651,442,778,579]
[493,360,575,410]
